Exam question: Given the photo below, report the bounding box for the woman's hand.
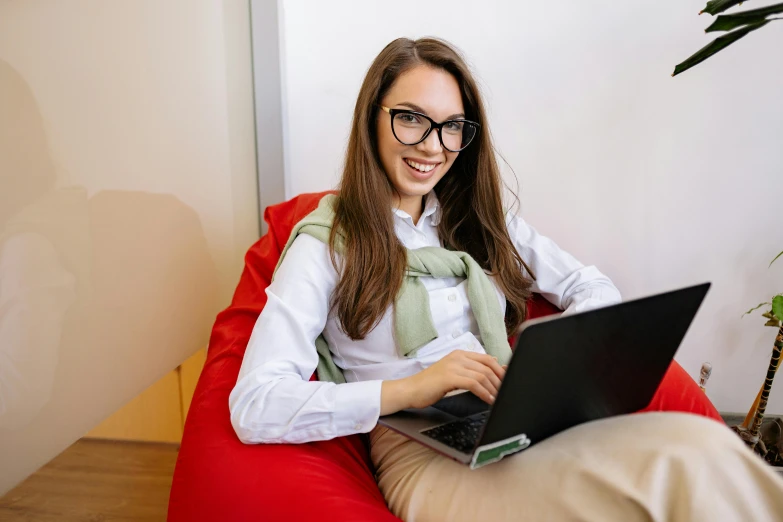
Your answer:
[380,351,506,415]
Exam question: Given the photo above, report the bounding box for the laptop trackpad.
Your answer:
[432,391,490,418]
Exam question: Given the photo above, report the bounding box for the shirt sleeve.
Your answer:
[228,234,383,444]
[506,213,622,315]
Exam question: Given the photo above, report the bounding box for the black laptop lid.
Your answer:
[478,282,711,448]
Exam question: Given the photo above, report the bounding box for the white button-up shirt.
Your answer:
[229,193,621,444]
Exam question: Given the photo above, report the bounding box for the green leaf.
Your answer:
[773,295,783,322]
[705,2,783,31]
[743,301,772,317]
[672,21,769,76]
[765,318,781,327]
[701,0,749,16]
[771,250,783,267]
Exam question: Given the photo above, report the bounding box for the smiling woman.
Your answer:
[227,37,783,521]
[377,66,465,222]
[321,38,536,348]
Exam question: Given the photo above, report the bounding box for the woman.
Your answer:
[230,38,783,521]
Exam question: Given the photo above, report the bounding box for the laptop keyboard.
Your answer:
[420,412,490,454]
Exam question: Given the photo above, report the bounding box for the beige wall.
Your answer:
[0,0,259,494]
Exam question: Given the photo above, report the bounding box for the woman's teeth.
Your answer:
[404,159,437,173]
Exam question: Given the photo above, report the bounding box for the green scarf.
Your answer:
[272,194,512,383]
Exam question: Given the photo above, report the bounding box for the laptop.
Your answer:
[378,282,711,469]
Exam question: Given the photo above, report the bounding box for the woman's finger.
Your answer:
[463,351,506,380]
[454,375,495,404]
[459,369,498,401]
[460,358,502,393]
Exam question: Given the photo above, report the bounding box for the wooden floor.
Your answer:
[0,438,179,521]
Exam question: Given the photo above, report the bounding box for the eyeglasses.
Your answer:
[379,105,480,152]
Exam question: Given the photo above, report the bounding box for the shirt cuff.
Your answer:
[333,379,383,434]
[562,294,621,316]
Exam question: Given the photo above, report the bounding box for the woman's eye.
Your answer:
[444,121,463,133]
[398,113,420,124]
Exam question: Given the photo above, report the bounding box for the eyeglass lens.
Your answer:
[392,112,477,151]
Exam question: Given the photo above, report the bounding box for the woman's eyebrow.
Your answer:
[396,101,465,120]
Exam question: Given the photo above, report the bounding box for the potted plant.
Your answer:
[672,1,782,467]
[672,0,783,77]
[734,253,782,466]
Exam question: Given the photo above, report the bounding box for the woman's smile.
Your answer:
[403,157,442,180]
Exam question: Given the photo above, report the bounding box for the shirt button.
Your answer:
[354,424,362,430]
[448,294,457,302]
[452,330,461,339]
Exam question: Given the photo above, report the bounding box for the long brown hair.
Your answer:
[330,37,534,340]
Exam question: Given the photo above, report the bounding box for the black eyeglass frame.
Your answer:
[378,105,480,152]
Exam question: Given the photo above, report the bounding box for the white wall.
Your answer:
[0,0,258,494]
[278,0,783,414]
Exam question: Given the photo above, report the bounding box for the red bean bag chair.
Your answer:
[168,191,722,522]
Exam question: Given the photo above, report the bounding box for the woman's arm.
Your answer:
[228,234,382,444]
[507,214,622,314]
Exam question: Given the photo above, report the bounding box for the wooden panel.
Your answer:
[0,438,178,521]
[179,348,208,423]
[86,370,183,443]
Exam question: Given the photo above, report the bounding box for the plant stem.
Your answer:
[749,326,783,438]
[742,385,763,429]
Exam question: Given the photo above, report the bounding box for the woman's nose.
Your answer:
[416,129,443,155]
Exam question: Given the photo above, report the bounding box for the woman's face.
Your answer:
[376,65,463,215]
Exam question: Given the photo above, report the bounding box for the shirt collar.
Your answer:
[391,191,442,227]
